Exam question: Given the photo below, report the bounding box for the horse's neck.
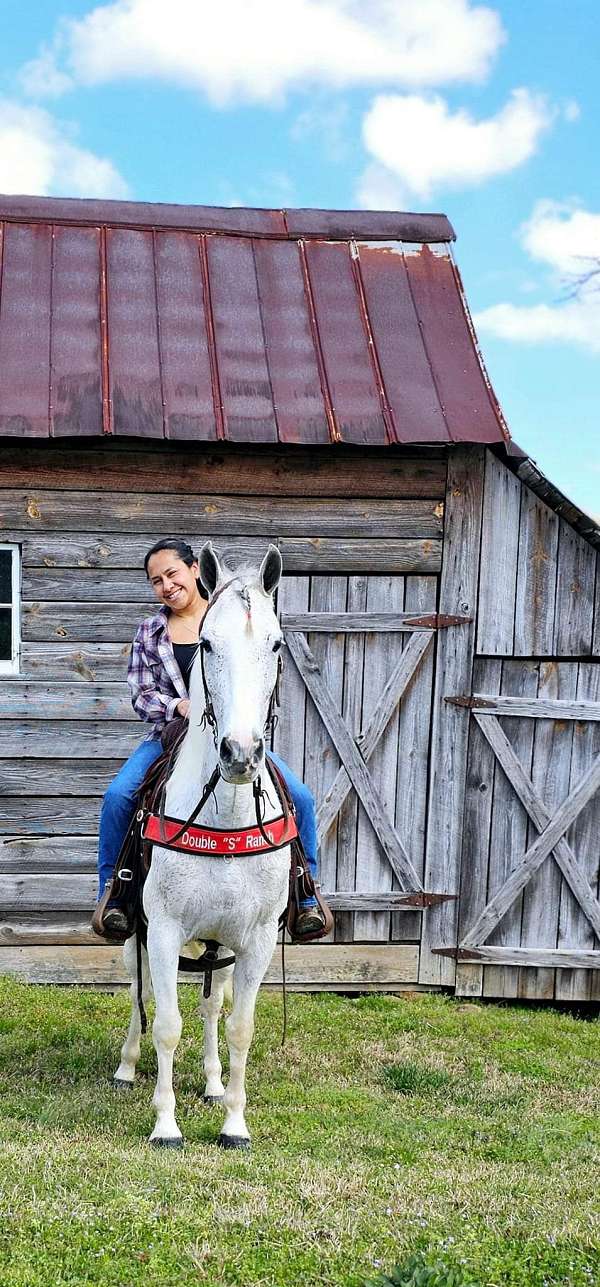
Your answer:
[164,722,278,828]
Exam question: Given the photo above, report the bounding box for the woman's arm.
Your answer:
[127,631,182,729]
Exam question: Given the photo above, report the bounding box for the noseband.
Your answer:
[198,577,283,750]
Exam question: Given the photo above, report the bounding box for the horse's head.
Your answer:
[195,542,283,784]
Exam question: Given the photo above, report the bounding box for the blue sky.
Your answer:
[0,0,598,517]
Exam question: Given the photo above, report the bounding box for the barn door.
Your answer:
[437,659,600,1001]
[274,573,460,944]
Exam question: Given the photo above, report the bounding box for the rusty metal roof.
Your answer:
[0,194,508,446]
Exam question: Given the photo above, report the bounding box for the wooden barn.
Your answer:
[0,192,599,1002]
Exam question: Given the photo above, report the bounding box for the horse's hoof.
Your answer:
[112,1077,134,1090]
[218,1133,250,1150]
[203,1094,225,1105]
[150,1136,184,1150]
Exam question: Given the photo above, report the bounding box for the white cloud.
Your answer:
[520,199,600,276]
[21,0,505,105]
[0,99,129,198]
[475,201,600,353]
[360,88,553,200]
[474,298,600,352]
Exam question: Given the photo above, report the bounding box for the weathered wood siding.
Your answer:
[462,451,600,1001]
[477,452,599,657]
[3,439,599,1003]
[0,441,444,986]
[456,658,600,1002]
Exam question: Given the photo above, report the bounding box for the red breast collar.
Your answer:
[143,811,298,856]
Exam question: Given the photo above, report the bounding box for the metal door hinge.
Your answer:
[445,695,487,709]
[404,613,473,629]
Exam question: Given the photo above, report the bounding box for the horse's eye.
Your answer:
[199,637,212,653]
[272,639,283,653]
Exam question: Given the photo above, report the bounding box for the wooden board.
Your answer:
[334,575,367,943]
[476,452,520,655]
[19,642,132,682]
[16,532,443,576]
[553,521,596,656]
[355,576,404,941]
[0,489,442,536]
[454,658,501,998]
[392,576,437,943]
[0,721,141,758]
[0,798,100,834]
[23,561,441,602]
[0,760,125,797]
[419,446,485,985]
[0,836,97,872]
[0,684,131,719]
[514,489,559,656]
[0,942,419,987]
[0,443,448,498]
[304,575,347,942]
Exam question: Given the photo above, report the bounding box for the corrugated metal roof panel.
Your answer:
[0,194,508,446]
[51,226,103,438]
[154,230,216,442]
[252,239,330,445]
[0,222,52,437]
[356,242,448,444]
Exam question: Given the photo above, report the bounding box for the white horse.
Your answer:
[114,542,291,1149]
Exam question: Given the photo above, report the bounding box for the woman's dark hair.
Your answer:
[144,538,208,600]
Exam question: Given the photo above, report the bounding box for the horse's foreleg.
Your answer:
[200,957,233,1102]
[220,928,277,1149]
[114,936,152,1087]
[147,919,184,1147]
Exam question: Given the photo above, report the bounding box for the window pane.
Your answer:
[0,550,11,603]
[0,608,11,660]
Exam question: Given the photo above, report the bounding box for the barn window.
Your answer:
[0,544,20,674]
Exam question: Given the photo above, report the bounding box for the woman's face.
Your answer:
[146,549,201,612]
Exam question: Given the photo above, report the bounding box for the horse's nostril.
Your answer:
[254,737,265,761]
[220,737,235,764]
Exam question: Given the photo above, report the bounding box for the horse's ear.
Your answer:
[259,544,282,596]
[199,541,222,596]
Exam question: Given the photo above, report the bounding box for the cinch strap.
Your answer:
[143,811,298,856]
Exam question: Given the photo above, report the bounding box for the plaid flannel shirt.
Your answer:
[127,607,188,737]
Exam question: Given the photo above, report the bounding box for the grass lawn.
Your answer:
[0,979,598,1287]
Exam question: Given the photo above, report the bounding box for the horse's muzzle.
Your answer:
[219,735,264,782]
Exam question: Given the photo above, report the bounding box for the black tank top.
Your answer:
[172,642,198,694]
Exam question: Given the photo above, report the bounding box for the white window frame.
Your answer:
[0,544,20,675]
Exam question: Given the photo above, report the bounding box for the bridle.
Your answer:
[154,575,284,850]
[197,576,283,752]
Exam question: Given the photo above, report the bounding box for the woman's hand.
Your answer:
[176,699,191,719]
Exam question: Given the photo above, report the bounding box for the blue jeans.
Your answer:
[97,738,318,900]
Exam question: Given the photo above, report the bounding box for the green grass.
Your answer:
[0,981,598,1286]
